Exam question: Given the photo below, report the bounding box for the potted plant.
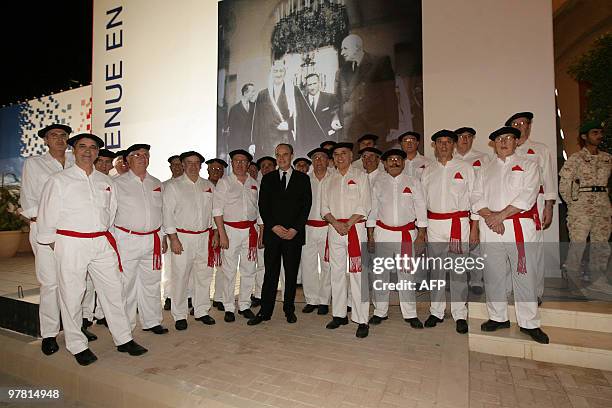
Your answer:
[0,185,28,257]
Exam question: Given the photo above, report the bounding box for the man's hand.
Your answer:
[367,236,375,254]
[248,144,256,156]
[469,224,480,250]
[212,230,219,249]
[484,212,504,230]
[284,228,298,240]
[332,220,349,236]
[277,121,289,131]
[331,119,342,130]
[491,223,505,235]
[272,225,289,239]
[218,231,229,250]
[169,235,184,255]
[257,225,264,249]
[542,202,554,229]
[162,236,168,254]
[414,229,426,256]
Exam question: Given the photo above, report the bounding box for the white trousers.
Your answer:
[54,235,132,354]
[327,222,369,324]
[162,250,194,300]
[170,231,213,320]
[300,225,332,306]
[115,229,163,330]
[371,226,418,319]
[481,219,540,329]
[213,265,224,302]
[427,218,469,321]
[221,225,256,313]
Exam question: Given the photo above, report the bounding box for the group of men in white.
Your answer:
[21,110,554,365]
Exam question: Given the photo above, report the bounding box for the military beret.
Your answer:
[67,133,104,148]
[256,156,277,167]
[37,123,72,138]
[579,120,604,135]
[229,149,253,162]
[381,148,407,161]
[397,131,421,142]
[357,134,378,144]
[179,150,205,163]
[454,127,476,136]
[330,142,354,153]
[307,147,331,159]
[358,147,382,156]
[431,129,458,142]
[205,158,228,168]
[293,157,312,166]
[97,149,116,159]
[489,126,521,141]
[505,111,533,126]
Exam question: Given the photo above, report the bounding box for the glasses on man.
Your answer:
[494,135,516,143]
[511,120,529,127]
[233,159,249,165]
[129,152,150,158]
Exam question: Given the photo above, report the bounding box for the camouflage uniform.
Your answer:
[559,148,611,273]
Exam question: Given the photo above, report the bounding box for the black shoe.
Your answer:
[212,301,225,311]
[117,340,148,356]
[81,326,98,341]
[238,309,255,319]
[424,315,444,328]
[480,319,510,332]
[404,318,424,329]
[163,298,171,310]
[456,319,468,334]
[356,323,369,338]
[74,348,97,366]
[41,337,59,356]
[317,305,329,315]
[302,304,317,313]
[188,297,193,309]
[368,315,388,325]
[250,295,261,308]
[143,325,169,334]
[175,319,188,330]
[96,317,108,327]
[82,318,93,328]
[520,327,549,344]
[470,286,484,295]
[347,306,352,313]
[537,297,543,306]
[247,315,270,326]
[286,312,297,323]
[195,315,216,325]
[224,312,235,322]
[326,316,349,329]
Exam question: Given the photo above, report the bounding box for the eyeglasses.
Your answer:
[209,167,223,172]
[511,121,529,127]
[129,152,150,158]
[386,157,403,162]
[494,135,516,143]
[233,160,249,165]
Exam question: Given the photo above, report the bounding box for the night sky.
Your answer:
[0,1,93,107]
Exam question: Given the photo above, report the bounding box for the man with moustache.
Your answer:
[351,134,385,173]
[421,130,476,334]
[367,148,427,328]
[163,151,217,330]
[248,143,312,325]
[37,133,147,365]
[213,149,260,322]
[472,127,549,344]
[227,83,257,154]
[454,127,490,295]
[320,142,372,338]
[114,144,168,335]
[398,131,431,179]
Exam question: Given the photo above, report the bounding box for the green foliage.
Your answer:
[0,187,28,232]
[568,33,612,152]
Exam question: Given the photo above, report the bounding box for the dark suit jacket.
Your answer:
[297,91,339,152]
[258,169,312,246]
[227,101,254,152]
[252,85,299,157]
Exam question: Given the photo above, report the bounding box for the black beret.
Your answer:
[67,133,104,148]
[229,149,253,162]
[37,123,72,138]
[381,148,407,161]
[307,147,331,159]
[489,126,521,141]
[167,155,180,163]
[397,131,421,142]
[125,143,151,157]
[97,149,116,159]
[116,150,128,160]
[454,127,476,136]
[319,140,337,149]
[256,156,277,167]
[205,158,228,168]
[358,147,382,156]
[504,111,533,126]
[179,150,205,163]
[293,157,312,166]
[357,134,378,143]
[431,129,458,142]
[330,142,354,153]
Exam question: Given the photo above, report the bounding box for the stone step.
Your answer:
[468,317,612,371]
[468,301,612,333]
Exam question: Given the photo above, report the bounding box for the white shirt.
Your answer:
[402,152,431,179]
[114,170,163,232]
[367,172,427,228]
[421,158,476,216]
[212,173,259,222]
[163,174,215,234]
[454,148,490,174]
[308,170,331,221]
[37,166,116,244]
[321,166,371,219]
[471,153,540,213]
[516,139,557,201]
[20,152,74,219]
[367,167,383,186]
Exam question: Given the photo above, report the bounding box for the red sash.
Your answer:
[336,219,365,272]
[505,203,538,274]
[376,220,416,260]
[224,220,257,262]
[115,226,162,270]
[427,210,470,253]
[176,228,221,267]
[56,229,123,272]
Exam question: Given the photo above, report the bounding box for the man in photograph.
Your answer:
[297,73,341,151]
[227,83,257,153]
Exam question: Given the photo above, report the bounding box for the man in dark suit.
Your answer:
[297,73,342,153]
[248,143,312,325]
[226,83,256,153]
[335,34,398,149]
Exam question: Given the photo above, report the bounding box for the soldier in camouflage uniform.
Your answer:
[559,120,612,295]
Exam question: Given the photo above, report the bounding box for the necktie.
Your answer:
[310,97,315,110]
[281,171,287,191]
